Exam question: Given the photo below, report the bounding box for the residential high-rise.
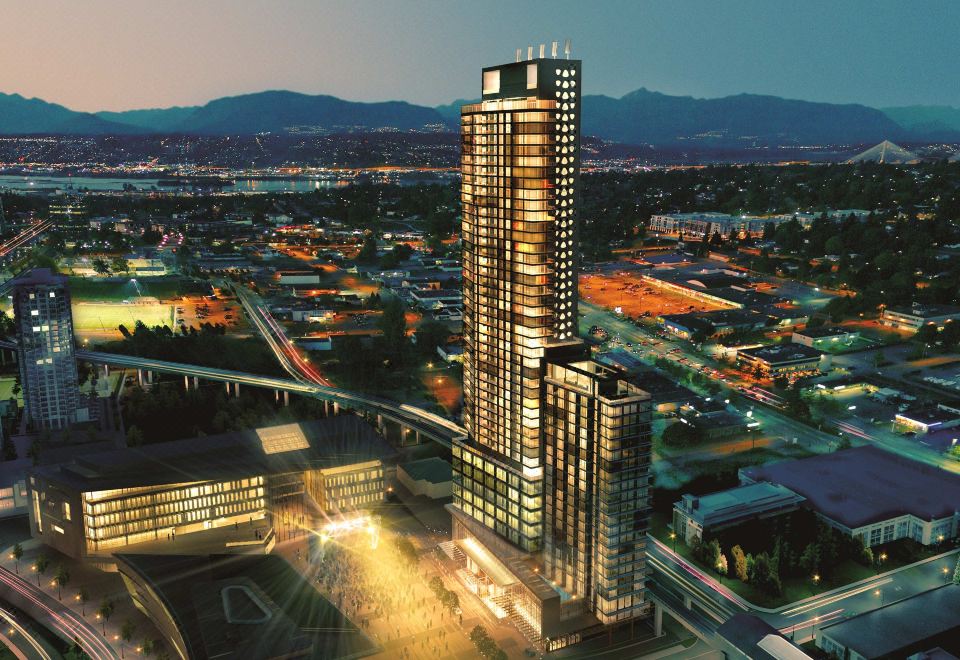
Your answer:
[13,268,82,430]
[449,49,653,650]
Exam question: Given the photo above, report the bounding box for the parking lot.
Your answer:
[579,271,728,320]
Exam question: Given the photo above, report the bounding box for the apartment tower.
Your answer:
[449,46,653,650]
[13,268,82,430]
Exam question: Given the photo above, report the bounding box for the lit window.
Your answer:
[526,63,537,89]
[482,70,500,95]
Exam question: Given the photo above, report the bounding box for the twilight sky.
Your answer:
[3,0,959,112]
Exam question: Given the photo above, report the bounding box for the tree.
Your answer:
[716,553,729,583]
[824,235,844,255]
[377,297,408,368]
[34,553,49,587]
[661,421,698,448]
[92,257,111,276]
[121,620,137,654]
[53,564,70,600]
[731,545,748,582]
[799,542,821,577]
[395,537,418,565]
[356,236,378,264]
[954,555,960,585]
[77,587,90,616]
[11,543,22,574]
[27,439,42,466]
[111,255,130,275]
[126,425,144,447]
[917,323,939,344]
[96,599,114,635]
[748,552,781,596]
[702,539,722,569]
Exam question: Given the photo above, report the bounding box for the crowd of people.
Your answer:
[307,534,464,658]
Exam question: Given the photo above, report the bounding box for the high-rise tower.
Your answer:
[449,48,652,650]
[13,269,82,430]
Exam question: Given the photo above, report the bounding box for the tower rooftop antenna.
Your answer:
[564,38,571,59]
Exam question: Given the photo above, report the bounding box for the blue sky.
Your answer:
[2,0,958,111]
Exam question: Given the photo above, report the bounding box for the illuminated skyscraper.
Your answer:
[449,48,652,650]
[13,268,82,430]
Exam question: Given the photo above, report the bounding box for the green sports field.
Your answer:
[72,301,174,332]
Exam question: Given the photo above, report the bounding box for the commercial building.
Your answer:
[277,270,322,286]
[13,268,85,430]
[28,417,392,559]
[740,446,960,548]
[398,457,452,499]
[791,326,860,348]
[895,404,960,434]
[117,553,376,660]
[659,309,767,339]
[881,304,960,332]
[736,343,825,379]
[817,585,960,660]
[451,49,653,650]
[673,483,805,545]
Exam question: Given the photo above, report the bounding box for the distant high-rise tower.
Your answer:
[450,50,652,650]
[13,269,81,430]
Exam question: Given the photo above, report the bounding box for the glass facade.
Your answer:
[451,54,652,644]
[456,57,581,553]
[83,478,265,551]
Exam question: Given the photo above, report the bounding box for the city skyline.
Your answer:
[2,1,960,113]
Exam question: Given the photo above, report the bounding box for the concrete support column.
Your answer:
[275,389,280,403]
[233,382,240,398]
[683,595,692,610]
[148,370,154,384]
[225,382,231,396]
[193,376,199,390]
[103,364,110,378]
[184,375,190,390]
[654,603,663,636]
[333,402,339,415]
[138,369,144,387]
[283,391,290,407]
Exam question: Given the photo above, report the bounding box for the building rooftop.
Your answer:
[886,303,960,319]
[819,585,960,658]
[116,553,376,660]
[741,446,960,528]
[794,326,855,339]
[738,343,823,363]
[896,406,960,427]
[32,417,394,492]
[678,483,805,524]
[717,614,811,660]
[12,268,67,287]
[399,457,452,485]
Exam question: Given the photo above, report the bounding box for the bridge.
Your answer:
[0,339,465,446]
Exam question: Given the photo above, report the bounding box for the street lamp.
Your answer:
[669,531,677,553]
[875,589,884,607]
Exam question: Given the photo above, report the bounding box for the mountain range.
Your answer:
[1,88,957,146]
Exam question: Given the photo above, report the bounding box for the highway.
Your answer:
[0,221,53,260]
[0,566,116,659]
[230,282,333,386]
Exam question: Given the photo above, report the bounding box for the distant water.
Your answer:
[0,175,346,193]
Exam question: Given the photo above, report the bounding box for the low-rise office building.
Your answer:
[736,343,825,379]
[792,326,860,348]
[881,304,960,332]
[895,404,960,434]
[28,418,392,559]
[673,483,805,545]
[741,446,960,548]
[817,585,960,660]
[397,457,452,499]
